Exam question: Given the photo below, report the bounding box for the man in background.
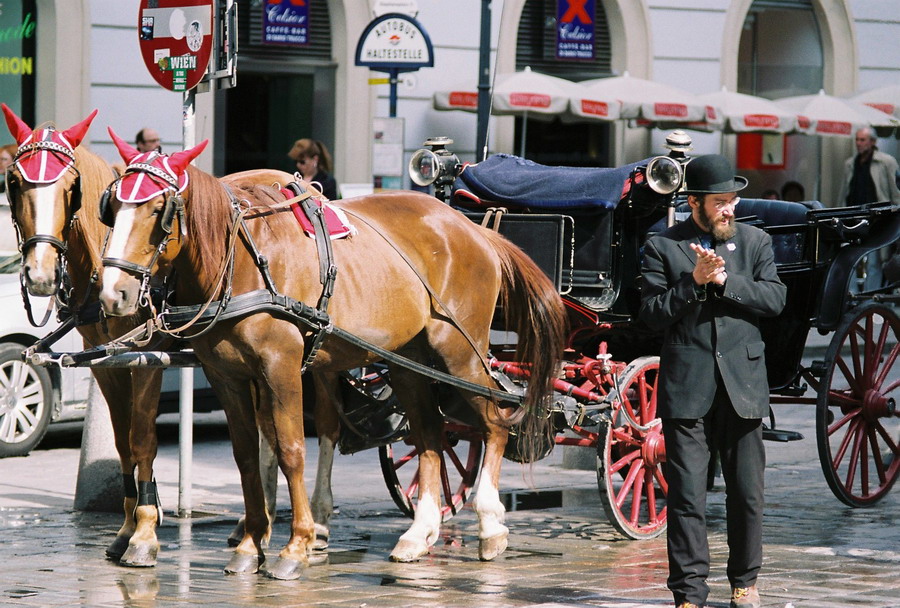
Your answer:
[135,127,162,153]
[838,127,900,290]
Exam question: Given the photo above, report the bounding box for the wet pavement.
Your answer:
[1,399,898,607]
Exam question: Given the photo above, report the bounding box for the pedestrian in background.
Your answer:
[288,138,338,200]
[640,154,787,608]
[135,127,162,153]
[838,127,900,291]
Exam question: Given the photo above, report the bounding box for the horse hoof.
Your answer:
[106,535,131,561]
[224,551,261,575]
[314,524,329,550]
[389,539,429,563]
[478,532,508,561]
[263,557,307,580]
[119,542,159,568]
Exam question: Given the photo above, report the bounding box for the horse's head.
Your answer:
[2,104,97,296]
[99,128,207,316]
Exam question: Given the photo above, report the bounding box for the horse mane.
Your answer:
[71,146,118,270]
[183,166,298,288]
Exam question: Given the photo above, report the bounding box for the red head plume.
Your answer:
[108,127,141,164]
[2,103,34,144]
[60,109,98,149]
[168,140,209,175]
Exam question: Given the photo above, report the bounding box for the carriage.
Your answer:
[5,107,897,575]
[388,133,900,537]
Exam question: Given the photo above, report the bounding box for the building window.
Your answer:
[0,0,37,136]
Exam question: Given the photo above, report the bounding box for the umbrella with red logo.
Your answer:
[575,72,715,125]
[850,84,900,119]
[775,90,899,138]
[694,87,809,134]
[433,67,612,156]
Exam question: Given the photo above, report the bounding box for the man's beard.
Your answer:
[698,203,736,242]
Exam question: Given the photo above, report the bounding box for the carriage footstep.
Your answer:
[224,551,262,575]
[478,531,509,561]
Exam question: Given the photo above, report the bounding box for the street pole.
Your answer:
[476,0,491,162]
[178,89,196,519]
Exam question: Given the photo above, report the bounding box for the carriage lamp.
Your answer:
[645,155,684,195]
[408,137,460,200]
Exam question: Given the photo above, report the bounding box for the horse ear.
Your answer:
[60,109,99,149]
[108,127,141,164]
[167,139,209,175]
[1,103,33,144]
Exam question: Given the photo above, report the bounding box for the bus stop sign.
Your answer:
[138,0,214,92]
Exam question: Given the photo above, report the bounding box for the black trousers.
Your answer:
[661,385,765,606]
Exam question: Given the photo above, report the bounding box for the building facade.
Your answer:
[2,0,898,204]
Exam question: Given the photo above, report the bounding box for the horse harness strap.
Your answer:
[339,207,494,379]
[161,289,523,405]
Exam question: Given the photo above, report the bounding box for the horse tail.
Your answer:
[481,228,567,461]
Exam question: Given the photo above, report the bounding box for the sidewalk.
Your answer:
[1,402,897,607]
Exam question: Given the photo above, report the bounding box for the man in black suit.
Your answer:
[640,155,787,608]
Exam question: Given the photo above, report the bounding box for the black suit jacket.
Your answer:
[640,218,786,419]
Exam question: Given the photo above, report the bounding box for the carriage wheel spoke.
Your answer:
[843,418,864,492]
[652,464,669,495]
[611,426,643,448]
[616,460,641,509]
[866,424,888,486]
[443,442,467,478]
[873,418,899,455]
[628,464,646,525]
[830,412,860,470]
[609,446,640,476]
[835,353,862,397]
[874,342,900,390]
[393,447,418,471]
[827,390,860,411]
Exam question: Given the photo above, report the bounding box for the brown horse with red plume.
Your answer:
[98,127,567,579]
[2,104,169,566]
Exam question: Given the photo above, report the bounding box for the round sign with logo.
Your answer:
[138,0,213,92]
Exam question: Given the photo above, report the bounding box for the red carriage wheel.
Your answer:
[379,422,484,521]
[816,303,899,507]
[596,356,668,539]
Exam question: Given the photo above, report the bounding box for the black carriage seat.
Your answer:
[452,154,651,305]
[646,198,823,266]
[451,153,646,212]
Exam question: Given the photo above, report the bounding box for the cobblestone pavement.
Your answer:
[1,400,897,608]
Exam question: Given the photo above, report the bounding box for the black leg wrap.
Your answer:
[123,474,138,499]
[137,480,158,507]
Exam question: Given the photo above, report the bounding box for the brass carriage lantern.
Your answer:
[408,137,460,202]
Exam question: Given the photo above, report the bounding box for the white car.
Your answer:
[0,252,215,458]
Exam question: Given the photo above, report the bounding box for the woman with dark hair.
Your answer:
[287,138,338,200]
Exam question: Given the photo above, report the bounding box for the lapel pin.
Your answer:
[726,243,736,251]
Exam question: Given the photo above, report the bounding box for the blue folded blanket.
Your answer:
[452,153,650,211]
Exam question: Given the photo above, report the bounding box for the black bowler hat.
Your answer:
[683,154,748,194]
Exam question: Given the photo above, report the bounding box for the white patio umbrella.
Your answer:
[776,90,899,137]
[578,71,713,124]
[850,84,900,119]
[695,87,807,134]
[433,67,596,156]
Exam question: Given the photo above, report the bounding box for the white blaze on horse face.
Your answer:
[26,183,66,284]
[100,206,139,302]
[473,470,507,540]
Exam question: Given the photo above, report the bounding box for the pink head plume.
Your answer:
[60,109,98,149]
[2,103,33,144]
[168,140,209,175]
[108,127,142,164]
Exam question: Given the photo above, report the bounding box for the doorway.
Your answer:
[222,72,315,175]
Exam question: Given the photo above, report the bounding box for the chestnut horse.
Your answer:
[0,106,301,564]
[98,132,567,580]
[2,105,167,566]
